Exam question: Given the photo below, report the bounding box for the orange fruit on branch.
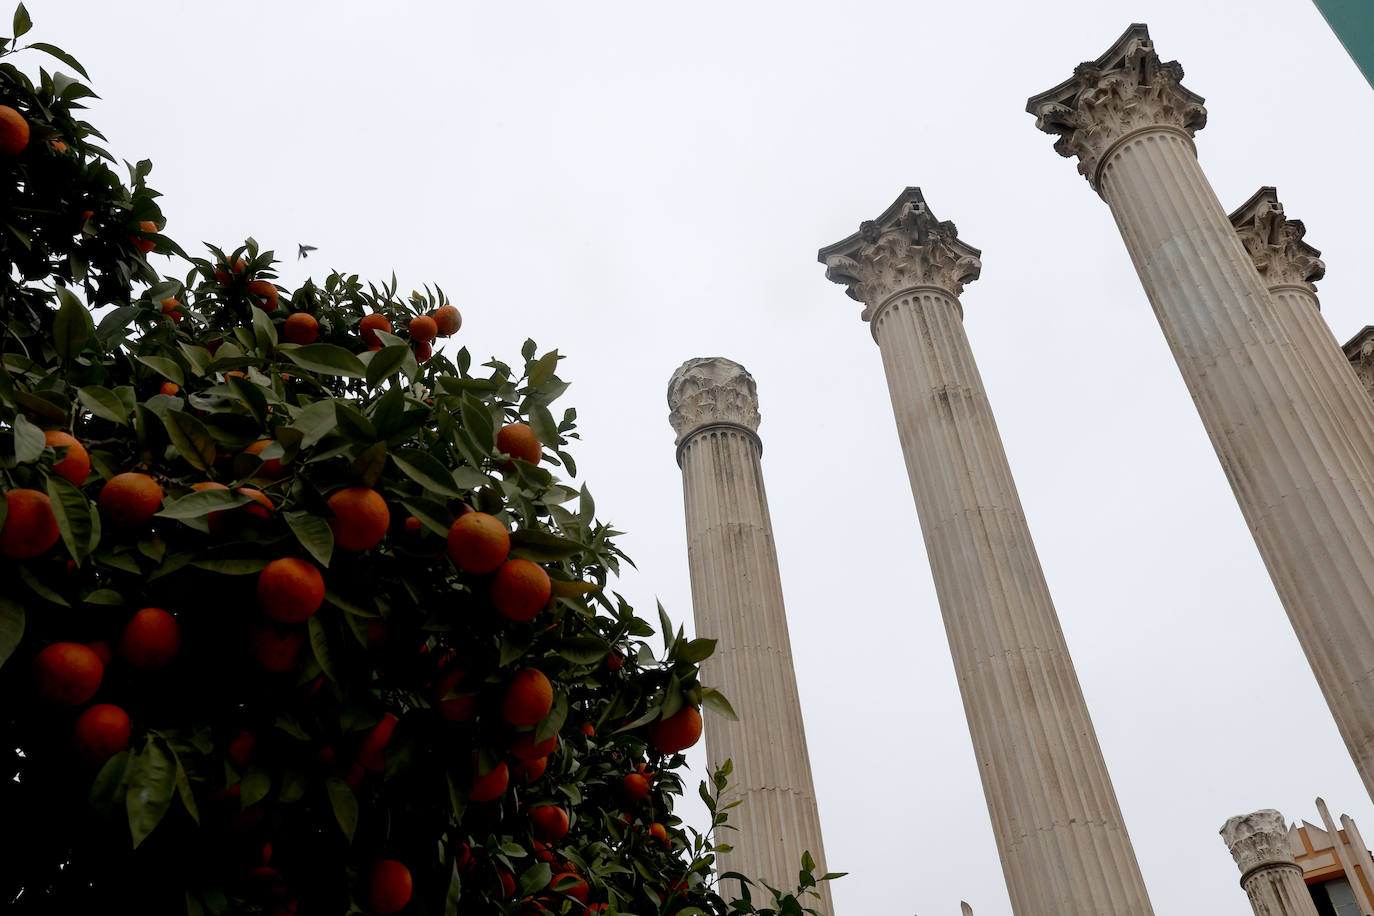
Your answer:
[0,105,30,155]
[649,705,702,755]
[214,258,247,285]
[131,220,158,255]
[159,297,183,323]
[33,642,104,705]
[470,758,509,802]
[434,666,476,722]
[359,313,391,348]
[159,381,180,396]
[364,859,412,916]
[358,712,399,771]
[408,314,437,343]
[244,439,284,478]
[510,731,557,761]
[257,557,325,623]
[98,472,163,529]
[514,756,547,782]
[326,487,389,552]
[531,805,569,843]
[431,305,461,336]
[282,312,319,345]
[622,772,650,802]
[250,622,305,671]
[491,558,551,622]
[496,423,541,466]
[72,703,131,763]
[446,512,509,574]
[414,340,432,363]
[550,872,589,904]
[1,488,60,558]
[246,279,278,311]
[118,607,181,668]
[500,668,552,727]
[648,822,669,848]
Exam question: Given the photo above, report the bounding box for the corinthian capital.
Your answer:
[1027,24,1207,191]
[1230,187,1325,295]
[817,187,982,321]
[667,357,761,444]
[1220,809,1297,877]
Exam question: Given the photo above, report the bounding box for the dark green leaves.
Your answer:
[279,343,365,378]
[53,288,92,361]
[701,687,739,722]
[0,596,23,669]
[509,529,584,562]
[556,636,611,665]
[78,386,128,426]
[160,410,216,472]
[391,448,462,497]
[12,413,43,462]
[135,355,184,386]
[28,41,90,79]
[325,776,358,843]
[46,474,98,562]
[157,488,252,519]
[365,344,410,387]
[13,2,31,38]
[285,511,334,566]
[126,738,176,848]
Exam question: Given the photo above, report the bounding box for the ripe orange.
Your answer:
[50,139,67,153]
[470,759,509,802]
[190,481,232,534]
[496,423,542,465]
[214,258,247,285]
[131,220,158,254]
[531,805,569,842]
[414,340,432,363]
[0,105,30,155]
[491,868,516,900]
[1,488,60,558]
[160,297,183,323]
[408,314,438,343]
[282,312,319,345]
[431,305,462,337]
[119,607,181,668]
[326,487,389,552]
[84,640,113,667]
[365,859,413,916]
[44,430,90,485]
[649,705,702,755]
[257,557,325,623]
[244,439,284,478]
[358,712,399,771]
[446,512,509,573]
[403,515,422,536]
[246,279,279,311]
[228,730,255,767]
[237,487,273,519]
[622,772,650,802]
[359,313,391,347]
[159,381,180,396]
[250,622,305,672]
[550,872,589,904]
[648,822,669,848]
[491,558,551,622]
[434,666,476,722]
[500,668,552,727]
[72,704,131,763]
[33,642,104,705]
[99,472,164,528]
[510,731,557,761]
[514,756,547,782]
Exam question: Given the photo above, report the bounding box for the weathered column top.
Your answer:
[817,187,981,329]
[1230,187,1325,297]
[667,357,762,455]
[1220,809,1299,880]
[1026,24,1208,192]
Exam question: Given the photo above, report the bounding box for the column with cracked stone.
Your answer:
[667,358,833,914]
[1028,24,1374,799]
[818,188,1154,916]
[1220,810,1320,916]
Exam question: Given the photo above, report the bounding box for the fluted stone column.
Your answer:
[667,358,833,914]
[818,189,1154,916]
[1220,810,1320,916]
[1029,24,1374,801]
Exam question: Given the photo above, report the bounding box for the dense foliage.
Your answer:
[0,8,836,916]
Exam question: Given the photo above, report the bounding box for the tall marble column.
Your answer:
[818,188,1154,916]
[1028,24,1374,801]
[1220,810,1320,916]
[667,358,833,914]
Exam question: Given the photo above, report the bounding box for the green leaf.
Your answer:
[527,404,560,449]
[45,473,95,562]
[189,556,269,575]
[549,578,599,598]
[157,488,251,519]
[459,394,495,456]
[452,466,488,489]
[178,343,211,377]
[95,306,139,343]
[285,511,333,567]
[161,410,216,472]
[53,288,92,361]
[78,386,129,426]
[679,637,717,665]
[445,864,462,916]
[658,601,676,655]
[13,3,31,38]
[325,776,358,843]
[391,448,462,497]
[308,616,335,681]
[509,529,584,563]
[287,398,338,448]
[398,498,452,538]
[28,41,90,79]
[251,306,277,354]
[126,739,176,848]
[528,349,559,388]
[241,765,271,807]
[227,376,269,427]
[556,636,611,665]
[350,441,387,488]
[82,588,124,607]
[534,690,568,743]
[520,862,553,897]
[135,355,184,386]
[0,596,23,669]
[701,687,739,722]
[365,344,410,387]
[12,413,43,463]
[279,343,366,378]
[14,390,66,424]
[18,563,69,606]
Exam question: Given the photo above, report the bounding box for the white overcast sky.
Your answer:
[34,1,1374,913]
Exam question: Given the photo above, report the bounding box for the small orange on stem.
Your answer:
[491,558,551,622]
[257,558,325,623]
[408,314,438,343]
[365,859,413,915]
[446,512,510,573]
[359,313,391,348]
[500,668,553,727]
[282,312,319,345]
[496,422,541,466]
[326,487,389,552]
[470,758,509,802]
[649,705,703,755]
[0,489,60,558]
[531,805,569,843]
[432,305,462,336]
[119,607,181,668]
[246,279,278,311]
[244,439,284,478]
[33,642,103,705]
[72,704,130,763]
[159,381,180,396]
[45,430,90,485]
[250,622,305,672]
[98,473,163,529]
[0,105,30,155]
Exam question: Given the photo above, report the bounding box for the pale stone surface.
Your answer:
[1317,798,1374,913]
[666,357,833,914]
[1343,327,1374,401]
[1220,810,1320,916]
[819,188,1155,916]
[1029,23,1374,804]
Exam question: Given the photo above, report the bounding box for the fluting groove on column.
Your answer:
[667,359,833,914]
[818,188,1155,916]
[1220,810,1320,916]
[1029,24,1374,800]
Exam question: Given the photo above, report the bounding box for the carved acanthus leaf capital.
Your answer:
[1229,187,1325,295]
[667,357,761,443]
[1027,24,1207,191]
[817,188,982,320]
[1220,809,1297,876]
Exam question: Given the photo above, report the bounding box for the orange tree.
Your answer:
[0,8,839,916]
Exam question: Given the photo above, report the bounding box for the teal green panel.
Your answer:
[1313,0,1374,90]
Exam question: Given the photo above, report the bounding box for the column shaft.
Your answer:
[1222,810,1321,916]
[1097,127,1374,794]
[871,285,1153,915]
